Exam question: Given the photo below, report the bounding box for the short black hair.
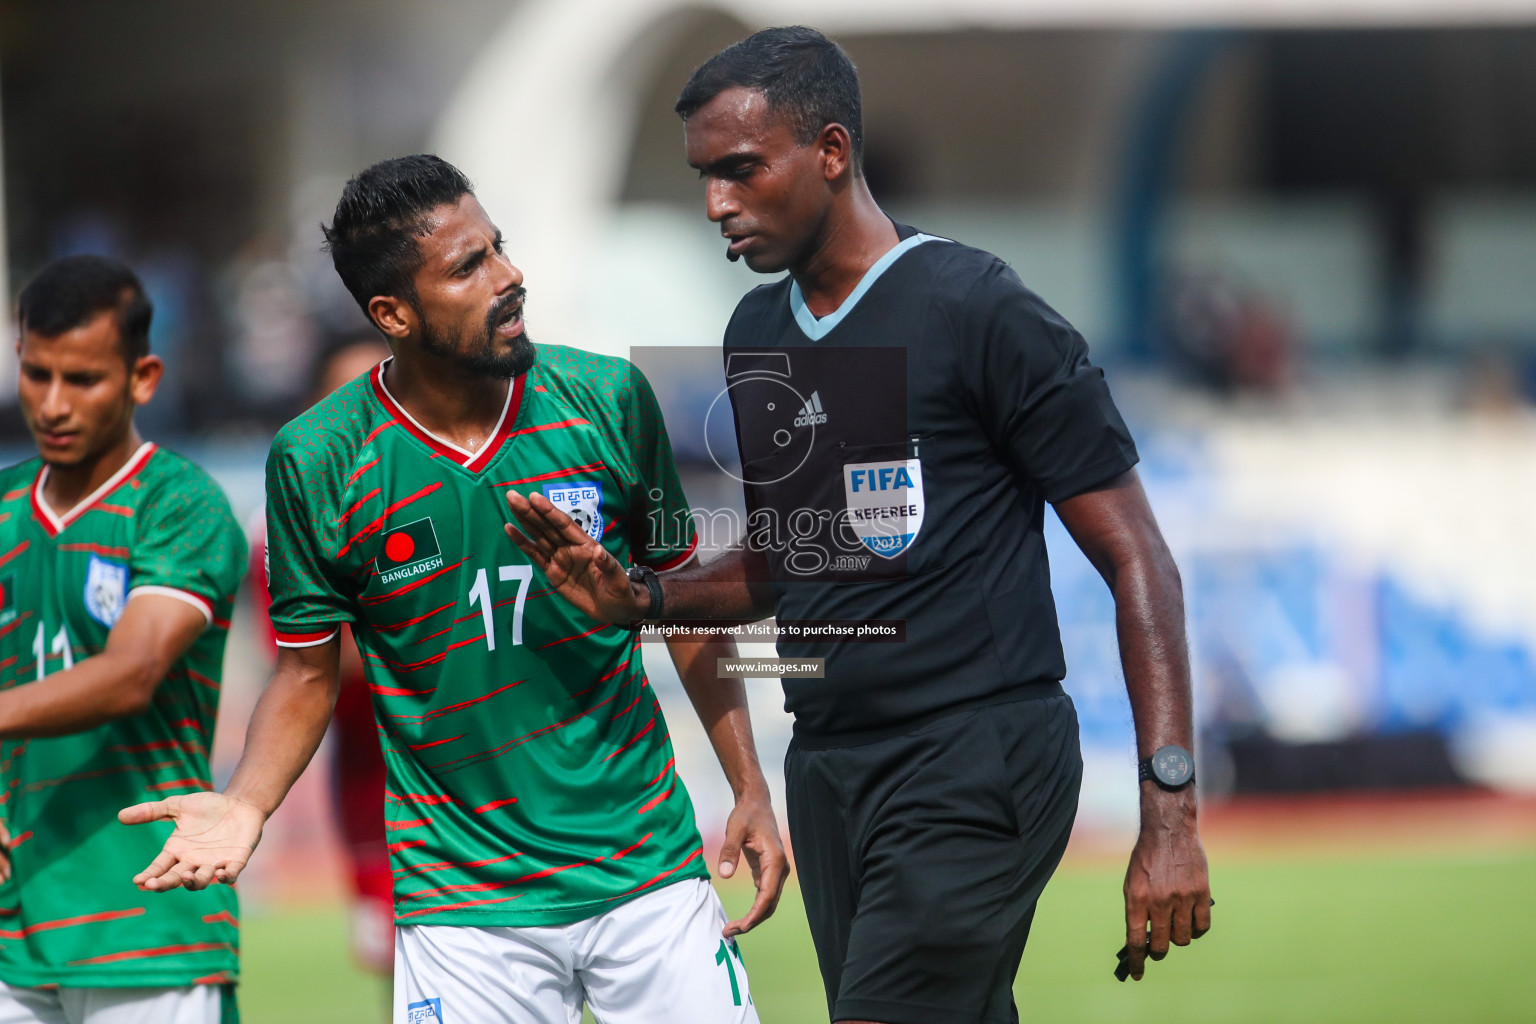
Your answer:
[17,254,153,364]
[675,26,864,167]
[321,154,475,317]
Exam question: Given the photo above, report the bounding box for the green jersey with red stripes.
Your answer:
[0,443,245,988]
[264,345,706,927]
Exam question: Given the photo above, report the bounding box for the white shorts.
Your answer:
[394,878,758,1024]
[0,981,220,1024]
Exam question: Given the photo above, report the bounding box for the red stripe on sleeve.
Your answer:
[641,534,699,572]
[274,627,340,645]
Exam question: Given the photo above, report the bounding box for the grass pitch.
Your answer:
[239,848,1534,1023]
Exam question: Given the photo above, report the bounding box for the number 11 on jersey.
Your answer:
[467,564,533,651]
[32,622,74,680]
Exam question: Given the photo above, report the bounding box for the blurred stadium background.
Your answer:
[3,1,1535,1020]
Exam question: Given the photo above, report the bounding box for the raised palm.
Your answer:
[504,490,637,624]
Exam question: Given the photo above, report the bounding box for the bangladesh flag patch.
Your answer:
[376,518,444,584]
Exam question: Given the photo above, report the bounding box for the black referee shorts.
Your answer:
[785,691,1082,1024]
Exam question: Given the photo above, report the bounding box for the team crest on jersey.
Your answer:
[376,518,444,585]
[0,574,15,627]
[84,554,129,627]
[842,459,925,559]
[406,998,442,1023]
[542,480,604,542]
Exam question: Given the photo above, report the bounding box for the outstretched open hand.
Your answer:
[120,792,265,893]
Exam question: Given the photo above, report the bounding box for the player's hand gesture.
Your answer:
[119,792,266,893]
[505,491,641,624]
[1119,796,1212,981]
[719,792,790,938]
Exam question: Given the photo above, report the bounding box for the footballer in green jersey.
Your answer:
[129,156,786,1024]
[260,345,712,925]
[0,256,244,1024]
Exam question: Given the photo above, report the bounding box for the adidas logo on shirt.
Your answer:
[794,391,828,427]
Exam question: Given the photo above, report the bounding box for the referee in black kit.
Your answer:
[505,25,1212,1024]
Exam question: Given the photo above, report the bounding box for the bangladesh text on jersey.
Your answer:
[264,346,707,927]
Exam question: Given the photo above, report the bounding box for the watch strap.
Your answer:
[627,565,663,625]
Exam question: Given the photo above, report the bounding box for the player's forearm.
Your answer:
[654,546,775,623]
[0,595,205,739]
[0,652,160,739]
[1055,473,1198,829]
[223,651,341,817]
[668,634,772,802]
[1109,540,1199,829]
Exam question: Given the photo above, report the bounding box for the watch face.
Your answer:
[1152,746,1194,787]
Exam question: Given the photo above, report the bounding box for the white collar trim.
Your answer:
[375,359,514,467]
[34,441,157,534]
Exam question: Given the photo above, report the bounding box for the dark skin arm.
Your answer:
[1053,468,1212,981]
[506,478,1211,972]
[0,593,208,883]
[121,639,341,892]
[503,490,773,623]
[665,629,788,936]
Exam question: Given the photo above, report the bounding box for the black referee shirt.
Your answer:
[724,223,1138,744]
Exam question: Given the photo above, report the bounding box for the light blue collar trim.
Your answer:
[788,233,948,341]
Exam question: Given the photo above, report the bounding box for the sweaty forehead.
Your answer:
[417,196,496,267]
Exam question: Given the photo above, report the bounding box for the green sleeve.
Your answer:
[624,363,697,570]
[128,463,247,619]
[264,435,355,641]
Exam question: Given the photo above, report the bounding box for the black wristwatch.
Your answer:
[1138,745,1195,791]
[627,564,663,626]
